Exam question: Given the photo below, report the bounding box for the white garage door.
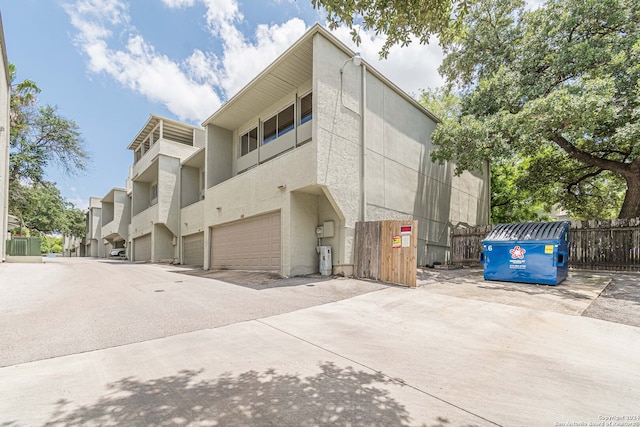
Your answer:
[134,234,152,261]
[211,211,281,271]
[183,232,204,266]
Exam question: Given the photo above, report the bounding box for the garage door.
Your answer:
[211,211,281,271]
[183,232,204,266]
[134,234,151,261]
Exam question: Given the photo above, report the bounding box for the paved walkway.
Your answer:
[1,259,639,426]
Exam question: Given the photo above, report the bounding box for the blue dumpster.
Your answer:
[480,221,570,285]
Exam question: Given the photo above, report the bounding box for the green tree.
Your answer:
[41,235,63,254]
[9,181,85,236]
[421,88,550,223]
[311,0,475,57]
[431,0,640,219]
[8,65,90,235]
[9,65,89,185]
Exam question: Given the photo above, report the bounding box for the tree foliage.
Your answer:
[421,88,551,223]
[9,65,89,184]
[432,0,640,219]
[311,0,475,57]
[8,65,89,235]
[9,181,85,236]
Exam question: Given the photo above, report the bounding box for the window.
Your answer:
[262,104,294,145]
[300,92,312,124]
[239,127,258,157]
[151,183,158,204]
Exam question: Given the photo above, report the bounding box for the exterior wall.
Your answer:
[181,199,204,237]
[102,188,131,245]
[153,223,174,262]
[0,15,9,262]
[181,166,201,208]
[85,197,104,257]
[203,143,316,275]
[206,125,233,188]
[62,235,83,257]
[289,192,320,276]
[364,73,489,265]
[313,34,364,274]
[132,139,199,180]
[130,154,181,262]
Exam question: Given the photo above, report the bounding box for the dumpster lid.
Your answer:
[483,221,569,242]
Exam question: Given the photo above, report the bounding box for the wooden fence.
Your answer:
[451,218,640,272]
[355,220,418,287]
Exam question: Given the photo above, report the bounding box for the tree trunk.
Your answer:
[619,172,640,219]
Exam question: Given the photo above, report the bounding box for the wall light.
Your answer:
[216,206,222,211]
[277,185,286,190]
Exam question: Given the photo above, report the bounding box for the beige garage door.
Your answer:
[211,211,281,271]
[183,232,204,266]
[134,234,151,261]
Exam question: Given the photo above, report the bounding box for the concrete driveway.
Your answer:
[1,258,639,426]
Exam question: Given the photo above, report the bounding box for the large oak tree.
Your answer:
[432,0,640,219]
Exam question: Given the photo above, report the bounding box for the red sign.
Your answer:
[400,225,412,234]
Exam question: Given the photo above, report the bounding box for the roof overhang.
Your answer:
[128,114,201,151]
[202,24,439,129]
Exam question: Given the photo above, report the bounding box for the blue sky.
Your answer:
[0,0,445,209]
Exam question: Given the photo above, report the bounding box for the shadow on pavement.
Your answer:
[172,269,334,290]
[39,362,445,427]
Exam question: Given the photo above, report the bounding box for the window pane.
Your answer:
[300,93,312,124]
[249,127,258,151]
[278,105,295,135]
[240,133,249,157]
[263,116,277,144]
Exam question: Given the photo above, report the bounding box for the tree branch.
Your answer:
[550,134,632,178]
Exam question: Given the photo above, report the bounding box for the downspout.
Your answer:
[361,64,367,222]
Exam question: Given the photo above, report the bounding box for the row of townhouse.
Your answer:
[79,25,490,276]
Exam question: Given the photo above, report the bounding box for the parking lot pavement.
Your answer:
[0,257,386,367]
[1,258,639,426]
[417,268,612,315]
[582,273,640,327]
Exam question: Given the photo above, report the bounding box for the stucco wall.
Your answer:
[289,192,319,276]
[313,34,363,272]
[204,143,316,274]
[181,166,201,208]
[206,125,233,188]
[364,73,489,264]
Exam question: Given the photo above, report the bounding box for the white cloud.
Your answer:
[329,26,444,97]
[64,0,441,123]
[65,0,309,121]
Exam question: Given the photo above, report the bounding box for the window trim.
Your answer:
[262,104,295,145]
[299,91,312,125]
[238,125,258,158]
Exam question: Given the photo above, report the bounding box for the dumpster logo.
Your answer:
[510,246,526,259]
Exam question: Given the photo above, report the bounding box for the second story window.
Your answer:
[151,183,158,205]
[263,104,294,145]
[300,92,312,124]
[239,127,258,157]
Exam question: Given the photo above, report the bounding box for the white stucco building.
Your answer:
[101,186,130,257]
[200,25,490,276]
[127,115,205,263]
[0,13,10,262]
[84,197,104,257]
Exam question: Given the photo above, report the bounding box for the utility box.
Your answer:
[318,246,332,276]
[480,221,570,286]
